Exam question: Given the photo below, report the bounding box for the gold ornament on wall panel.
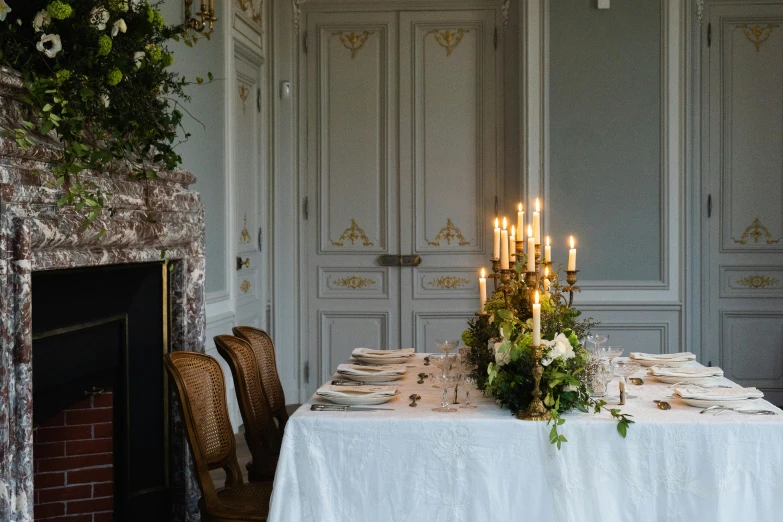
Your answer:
[740,24,778,52]
[239,84,250,114]
[240,215,252,244]
[333,31,374,59]
[428,29,468,57]
[332,219,374,247]
[735,275,779,288]
[236,0,262,25]
[334,276,376,289]
[428,219,470,246]
[733,217,780,245]
[240,280,251,293]
[428,276,470,289]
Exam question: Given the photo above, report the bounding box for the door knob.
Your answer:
[376,255,423,267]
[236,257,250,270]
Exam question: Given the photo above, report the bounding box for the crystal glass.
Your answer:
[613,361,642,400]
[430,353,457,379]
[590,361,614,398]
[586,334,609,353]
[434,339,460,355]
[600,345,623,363]
[432,375,458,412]
[461,374,478,409]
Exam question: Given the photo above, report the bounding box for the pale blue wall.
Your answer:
[549,0,662,282]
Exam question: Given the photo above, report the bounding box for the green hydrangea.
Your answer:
[146,44,162,62]
[161,53,174,68]
[106,68,123,86]
[146,5,164,28]
[97,35,112,57]
[108,0,128,11]
[47,0,73,20]
[56,69,71,83]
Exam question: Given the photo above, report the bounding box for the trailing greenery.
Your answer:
[0,0,206,226]
[462,263,633,447]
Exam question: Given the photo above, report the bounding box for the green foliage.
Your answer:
[0,0,207,227]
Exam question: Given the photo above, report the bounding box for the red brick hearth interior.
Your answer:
[33,389,114,521]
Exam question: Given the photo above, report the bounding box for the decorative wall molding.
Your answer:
[427,218,470,246]
[696,0,704,25]
[428,29,469,56]
[502,0,511,27]
[332,218,374,246]
[333,30,374,58]
[427,275,471,289]
[334,275,376,289]
[740,23,778,52]
[733,217,780,245]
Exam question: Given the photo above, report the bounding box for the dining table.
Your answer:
[266,354,783,522]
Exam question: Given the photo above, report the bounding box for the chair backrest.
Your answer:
[214,335,281,458]
[232,327,288,423]
[163,351,244,509]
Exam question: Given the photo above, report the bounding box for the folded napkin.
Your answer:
[648,366,724,377]
[630,352,696,362]
[352,348,415,358]
[317,385,398,398]
[337,363,406,376]
[672,386,763,400]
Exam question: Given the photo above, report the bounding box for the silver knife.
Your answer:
[310,404,394,412]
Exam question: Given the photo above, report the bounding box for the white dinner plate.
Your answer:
[353,355,412,365]
[336,372,405,383]
[632,359,691,368]
[678,397,762,409]
[316,393,398,406]
[649,375,723,385]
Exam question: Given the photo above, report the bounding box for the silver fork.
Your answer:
[700,405,778,415]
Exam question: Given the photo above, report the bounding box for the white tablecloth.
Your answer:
[267,356,783,522]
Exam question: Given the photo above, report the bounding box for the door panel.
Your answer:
[705,3,783,405]
[306,12,400,385]
[399,10,497,349]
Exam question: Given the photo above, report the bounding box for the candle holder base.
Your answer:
[517,345,551,422]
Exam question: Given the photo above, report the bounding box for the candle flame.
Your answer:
[546,235,551,246]
[518,203,523,212]
[535,198,540,212]
[528,225,533,238]
[510,225,515,237]
[494,218,499,228]
[570,236,575,249]
[535,290,540,304]
[545,267,549,277]
[481,268,486,278]
[502,217,507,230]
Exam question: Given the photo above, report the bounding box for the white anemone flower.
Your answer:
[0,0,11,22]
[33,10,52,32]
[111,19,127,37]
[100,94,110,108]
[36,34,63,59]
[90,7,110,31]
[541,333,576,367]
[133,51,145,69]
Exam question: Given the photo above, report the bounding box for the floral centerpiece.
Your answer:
[462,206,633,448]
[0,0,202,226]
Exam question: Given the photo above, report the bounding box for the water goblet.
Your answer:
[613,361,642,400]
[601,346,624,365]
[434,339,460,355]
[432,375,458,413]
[586,334,609,353]
[589,360,614,398]
[460,375,478,409]
[430,354,457,380]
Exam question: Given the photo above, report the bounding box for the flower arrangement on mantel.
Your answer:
[0,0,206,227]
[461,271,634,448]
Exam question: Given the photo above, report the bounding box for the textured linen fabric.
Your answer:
[267,356,783,522]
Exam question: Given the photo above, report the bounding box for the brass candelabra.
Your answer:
[517,344,551,421]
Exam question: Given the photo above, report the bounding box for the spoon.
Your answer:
[630,378,644,385]
[423,356,431,366]
[417,373,427,384]
[653,400,671,410]
[409,394,421,407]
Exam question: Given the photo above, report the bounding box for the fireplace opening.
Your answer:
[32,262,171,521]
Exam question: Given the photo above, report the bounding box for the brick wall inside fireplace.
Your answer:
[33,389,114,521]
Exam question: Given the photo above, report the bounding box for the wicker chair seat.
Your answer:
[208,482,273,520]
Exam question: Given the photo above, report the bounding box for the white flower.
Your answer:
[493,341,510,367]
[0,0,11,22]
[16,18,21,26]
[133,51,145,68]
[36,34,63,59]
[542,333,576,367]
[33,10,52,32]
[100,94,110,108]
[117,0,129,12]
[90,7,110,30]
[111,18,127,37]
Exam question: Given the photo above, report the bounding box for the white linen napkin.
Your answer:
[672,386,764,400]
[336,363,406,376]
[317,384,398,398]
[630,352,696,362]
[648,366,724,377]
[352,348,415,358]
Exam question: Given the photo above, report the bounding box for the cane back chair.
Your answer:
[214,335,281,482]
[163,351,273,521]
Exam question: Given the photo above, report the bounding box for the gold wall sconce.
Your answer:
[185,0,218,37]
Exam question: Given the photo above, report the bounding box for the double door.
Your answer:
[703,2,783,404]
[304,9,499,387]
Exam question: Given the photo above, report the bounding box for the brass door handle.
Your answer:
[236,257,250,270]
[376,255,422,267]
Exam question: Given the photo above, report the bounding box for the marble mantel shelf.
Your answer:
[0,68,204,521]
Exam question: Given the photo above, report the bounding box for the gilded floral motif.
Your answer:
[735,275,779,288]
[334,276,376,289]
[428,276,470,289]
[332,219,373,247]
[733,217,780,245]
[428,219,470,246]
[428,29,468,57]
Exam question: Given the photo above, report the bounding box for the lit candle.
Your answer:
[509,225,516,262]
[544,267,551,295]
[568,236,577,271]
[533,198,541,244]
[479,268,487,312]
[527,225,536,272]
[544,236,552,264]
[533,291,541,346]
[500,218,509,270]
[517,203,524,237]
[493,218,500,259]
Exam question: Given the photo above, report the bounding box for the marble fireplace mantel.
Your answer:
[0,67,204,521]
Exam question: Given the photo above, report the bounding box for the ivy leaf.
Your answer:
[617,421,628,438]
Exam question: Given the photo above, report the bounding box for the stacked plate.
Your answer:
[629,352,696,368]
[352,347,415,365]
[336,363,406,383]
[672,385,764,409]
[647,365,724,384]
[316,384,399,405]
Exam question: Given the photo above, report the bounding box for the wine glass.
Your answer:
[434,339,460,355]
[430,354,456,380]
[586,334,609,353]
[601,346,624,364]
[613,361,642,400]
[461,374,478,409]
[590,361,614,398]
[432,375,458,412]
